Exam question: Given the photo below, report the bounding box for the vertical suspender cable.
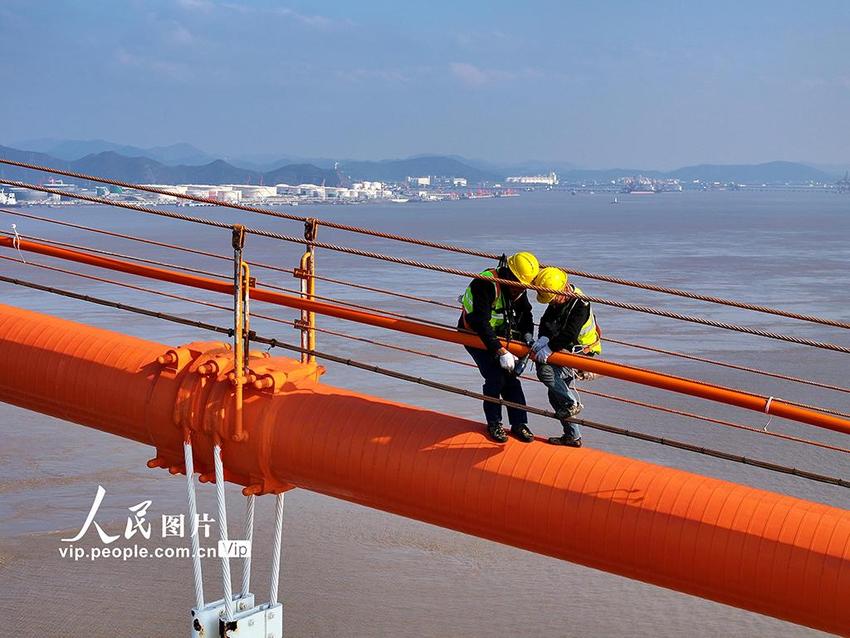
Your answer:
[213,443,235,621]
[269,492,285,604]
[183,439,205,610]
[241,494,255,597]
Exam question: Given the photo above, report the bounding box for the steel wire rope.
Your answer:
[0,206,460,311]
[2,182,849,355]
[5,231,850,442]
[1,271,848,489]
[9,255,850,438]
[297,322,850,451]
[604,336,850,397]
[2,159,849,331]
[0,230,458,331]
[4,209,848,402]
[0,230,230,280]
[3,257,849,456]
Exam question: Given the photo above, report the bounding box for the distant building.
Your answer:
[505,171,558,186]
[407,176,431,187]
[227,185,276,200]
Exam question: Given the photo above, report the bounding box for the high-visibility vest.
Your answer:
[460,269,507,330]
[571,285,602,355]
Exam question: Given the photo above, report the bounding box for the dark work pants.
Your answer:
[465,346,528,426]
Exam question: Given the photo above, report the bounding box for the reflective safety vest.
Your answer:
[460,269,507,330]
[571,285,602,355]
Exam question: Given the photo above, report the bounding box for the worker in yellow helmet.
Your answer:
[529,266,602,447]
[459,252,539,443]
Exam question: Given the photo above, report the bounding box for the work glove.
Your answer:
[498,350,518,372]
[575,370,600,381]
[534,345,553,364]
[523,333,535,346]
[530,336,549,354]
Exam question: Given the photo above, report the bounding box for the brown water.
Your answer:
[1,190,848,636]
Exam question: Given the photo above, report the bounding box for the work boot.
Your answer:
[548,434,582,447]
[486,422,508,443]
[511,423,535,443]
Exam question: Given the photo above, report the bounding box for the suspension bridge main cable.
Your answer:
[2,158,849,331]
[1,270,847,489]
[2,181,849,356]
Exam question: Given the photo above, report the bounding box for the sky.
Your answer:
[1,0,849,169]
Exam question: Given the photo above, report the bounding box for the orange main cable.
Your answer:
[2,234,849,436]
[0,302,848,635]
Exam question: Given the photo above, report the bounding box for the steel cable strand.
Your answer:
[4,234,850,444]
[7,255,849,455]
[5,180,850,354]
[254,336,850,489]
[4,236,850,441]
[2,159,849,331]
[296,322,850,453]
[0,206,460,311]
[0,232,458,331]
[0,230,230,280]
[2,269,848,489]
[604,336,850,396]
[7,208,848,403]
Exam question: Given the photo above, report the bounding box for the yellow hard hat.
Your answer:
[506,252,540,286]
[533,266,568,303]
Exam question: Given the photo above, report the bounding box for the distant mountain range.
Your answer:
[13,138,218,166]
[0,139,842,186]
[0,145,341,187]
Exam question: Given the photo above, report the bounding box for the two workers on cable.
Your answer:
[459,252,601,447]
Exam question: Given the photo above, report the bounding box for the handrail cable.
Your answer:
[1,159,848,331]
[4,208,847,401]
[3,208,849,403]
[6,250,848,425]
[0,231,229,280]
[2,182,849,355]
[605,336,850,397]
[0,270,847,489]
[0,206,460,311]
[0,230,459,331]
[2,232,849,436]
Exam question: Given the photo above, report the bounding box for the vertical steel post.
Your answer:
[231,225,248,442]
[296,219,318,363]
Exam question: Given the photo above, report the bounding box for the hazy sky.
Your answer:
[1,0,848,168]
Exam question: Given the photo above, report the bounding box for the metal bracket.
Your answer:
[304,218,318,242]
[231,224,246,250]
